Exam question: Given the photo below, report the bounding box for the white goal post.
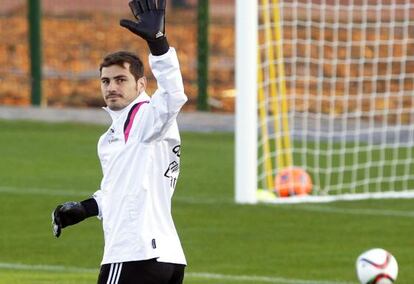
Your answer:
[235,0,414,204]
[235,0,258,204]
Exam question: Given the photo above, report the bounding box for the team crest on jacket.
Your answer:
[107,128,120,144]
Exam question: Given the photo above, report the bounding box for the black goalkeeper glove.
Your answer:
[120,0,170,55]
[52,198,98,238]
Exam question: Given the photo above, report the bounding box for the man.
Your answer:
[51,0,187,283]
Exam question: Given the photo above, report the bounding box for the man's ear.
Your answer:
[137,76,147,93]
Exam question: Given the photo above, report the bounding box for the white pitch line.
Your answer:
[0,262,355,284]
[0,185,231,204]
[292,205,414,218]
[185,272,355,284]
[1,185,414,218]
[0,186,91,197]
[0,262,97,274]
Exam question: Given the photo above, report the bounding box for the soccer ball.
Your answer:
[356,248,398,284]
[274,167,312,197]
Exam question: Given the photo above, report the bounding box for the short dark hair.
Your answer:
[99,51,144,81]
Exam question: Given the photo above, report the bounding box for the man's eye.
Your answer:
[117,78,126,83]
[101,80,109,85]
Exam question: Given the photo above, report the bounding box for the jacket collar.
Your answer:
[103,92,150,121]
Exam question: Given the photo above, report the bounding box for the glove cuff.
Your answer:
[80,198,99,218]
[147,37,170,56]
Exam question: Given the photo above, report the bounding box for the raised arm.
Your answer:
[120,0,187,141]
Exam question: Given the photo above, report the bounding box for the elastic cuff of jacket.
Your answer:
[80,198,99,218]
[147,37,169,56]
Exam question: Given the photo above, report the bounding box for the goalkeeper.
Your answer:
[51,0,187,283]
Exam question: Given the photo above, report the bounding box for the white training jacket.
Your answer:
[92,48,187,266]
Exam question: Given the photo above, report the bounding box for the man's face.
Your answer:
[100,62,146,110]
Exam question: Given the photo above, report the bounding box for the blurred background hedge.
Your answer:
[0,0,236,111]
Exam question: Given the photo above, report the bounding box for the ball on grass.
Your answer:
[274,167,312,197]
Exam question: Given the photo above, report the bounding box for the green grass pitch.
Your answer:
[0,119,413,284]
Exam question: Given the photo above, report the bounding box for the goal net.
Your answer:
[236,0,414,203]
